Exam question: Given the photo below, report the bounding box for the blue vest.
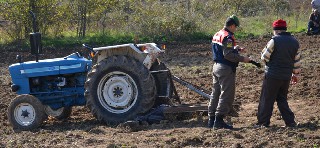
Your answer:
[212,29,239,70]
[265,32,300,80]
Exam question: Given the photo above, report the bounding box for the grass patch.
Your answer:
[239,17,271,36]
[42,31,138,48]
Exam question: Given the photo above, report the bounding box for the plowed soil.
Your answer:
[0,33,319,147]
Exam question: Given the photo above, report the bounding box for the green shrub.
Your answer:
[0,0,311,47]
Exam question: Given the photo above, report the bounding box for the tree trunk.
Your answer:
[77,0,87,38]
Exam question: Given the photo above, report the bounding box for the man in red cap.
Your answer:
[208,15,251,129]
[255,19,301,128]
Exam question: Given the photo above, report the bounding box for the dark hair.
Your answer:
[225,18,237,27]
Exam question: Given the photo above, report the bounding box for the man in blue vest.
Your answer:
[208,15,251,129]
[255,19,301,128]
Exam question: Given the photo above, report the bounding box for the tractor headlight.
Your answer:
[11,84,19,92]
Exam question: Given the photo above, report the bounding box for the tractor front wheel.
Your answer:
[7,95,46,131]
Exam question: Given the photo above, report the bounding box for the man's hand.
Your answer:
[239,48,247,53]
[290,74,299,85]
[243,57,251,63]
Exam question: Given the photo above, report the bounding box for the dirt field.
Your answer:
[0,33,319,147]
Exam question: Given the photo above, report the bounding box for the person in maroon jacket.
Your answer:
[255,19,301,128]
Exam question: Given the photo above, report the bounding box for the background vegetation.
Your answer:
[0,0,311,48]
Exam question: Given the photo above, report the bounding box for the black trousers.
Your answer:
[257,75,295,126]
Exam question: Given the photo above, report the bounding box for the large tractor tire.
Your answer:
[150,61,174,106]
[85,56,156,125]
[44,106,72,120]
[7,95,47,131]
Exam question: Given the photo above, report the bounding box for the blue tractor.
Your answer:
[7,12,173,130]
[8,52,92,130]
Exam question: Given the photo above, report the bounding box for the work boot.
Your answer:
[213,115,233,129]
[207,116,215,128]
[283,122,298,128]
[253,123,270,128]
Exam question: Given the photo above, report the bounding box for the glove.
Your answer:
[249,60,261,68]
[290,74,299,85]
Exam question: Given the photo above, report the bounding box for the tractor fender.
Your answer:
[93,43,163,69]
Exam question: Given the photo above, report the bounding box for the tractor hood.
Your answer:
[9,52,92,79]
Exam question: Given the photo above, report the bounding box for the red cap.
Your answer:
[272,19,287,30]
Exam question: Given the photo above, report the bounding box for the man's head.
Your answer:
[272,19,287,35]
[313,9,319,14]
[225,15,240,33]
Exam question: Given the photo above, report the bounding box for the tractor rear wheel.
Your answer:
[85,56,156,125]
[7,95,46,131]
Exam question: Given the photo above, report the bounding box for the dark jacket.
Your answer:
[265,32,300,80]
[310,13,320,24]
[211,28,244,71]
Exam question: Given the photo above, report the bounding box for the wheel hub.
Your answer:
[113,86,123,98]
[103,76,134,108]
[21,109,30,118]
[97,71,138,114]
[14,103,36,126]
